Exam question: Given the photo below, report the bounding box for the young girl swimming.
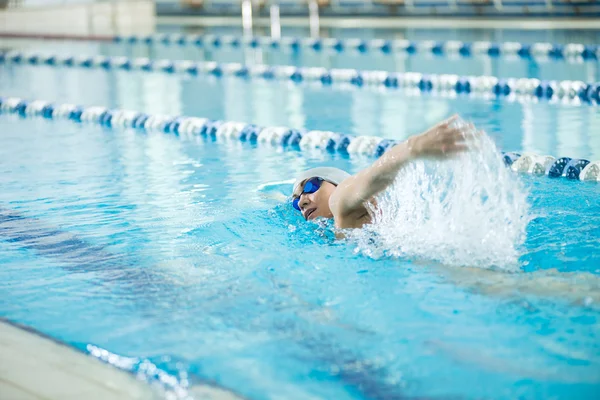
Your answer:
[292,115,469,229]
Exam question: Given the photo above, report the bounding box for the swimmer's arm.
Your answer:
[329,140,414,219]
[330,115,467,219]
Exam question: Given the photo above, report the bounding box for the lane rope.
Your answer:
[112,33,600,64]
[1,50,599,106]
[1,96,598,182]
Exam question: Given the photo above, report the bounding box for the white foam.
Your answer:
[347,120,530,271]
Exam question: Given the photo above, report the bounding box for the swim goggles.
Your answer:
[292,177,323,211]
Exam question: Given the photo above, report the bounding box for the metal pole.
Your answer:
[87,1,93,36]
[270,3,281,40]
[242,0,253,38]
[308,0,320,39]
[111,0,118,36]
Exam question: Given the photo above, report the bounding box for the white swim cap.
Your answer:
[293,167,351,195]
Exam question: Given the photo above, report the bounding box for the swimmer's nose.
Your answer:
[299,193,311,210]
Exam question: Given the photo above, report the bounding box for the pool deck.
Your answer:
[157,15,600,30]
[0,320,243,400]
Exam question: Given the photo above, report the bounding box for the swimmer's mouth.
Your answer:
[304,208,317,221]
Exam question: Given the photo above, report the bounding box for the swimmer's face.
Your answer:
[293,178,336,221]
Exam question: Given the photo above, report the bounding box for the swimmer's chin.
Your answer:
[308,212,332,222]
[307,215,327,223]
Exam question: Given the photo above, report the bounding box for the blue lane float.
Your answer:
[1,51,599,106]
[1,96,599,183]
[110,33,600,64]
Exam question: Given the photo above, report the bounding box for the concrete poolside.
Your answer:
[0,320,242,400]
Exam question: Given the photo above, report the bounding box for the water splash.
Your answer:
[87,344,192,399]
[348,120,530,271]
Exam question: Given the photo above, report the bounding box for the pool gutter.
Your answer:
[0,319,244,400]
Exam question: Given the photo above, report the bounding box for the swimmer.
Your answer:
[291,116,600,307]
[292,115,469,229]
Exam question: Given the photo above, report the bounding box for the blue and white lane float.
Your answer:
[1,51,599,105]
[1,96,598,183]
[113,33,600,63]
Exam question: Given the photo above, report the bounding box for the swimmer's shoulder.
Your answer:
[331,189,374,230]
[334,212,372,231]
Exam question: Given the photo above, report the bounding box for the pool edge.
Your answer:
[0,319,245,400]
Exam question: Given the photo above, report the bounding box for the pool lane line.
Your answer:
[1,96,599,182]
[1,50,599,107]
[116,33,600,64]
[1,31,598,64]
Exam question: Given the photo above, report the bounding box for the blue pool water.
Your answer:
[1,28,600,400]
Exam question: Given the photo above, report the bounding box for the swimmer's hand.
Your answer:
[408,115,469,159]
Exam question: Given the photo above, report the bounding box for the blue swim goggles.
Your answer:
[292,177,323,211]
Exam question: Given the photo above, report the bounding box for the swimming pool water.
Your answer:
[1,28,600,400]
